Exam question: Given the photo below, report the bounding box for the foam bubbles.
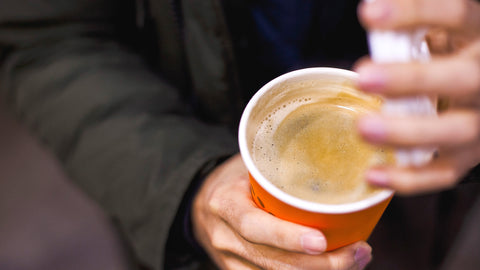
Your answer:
[251,95,393,205]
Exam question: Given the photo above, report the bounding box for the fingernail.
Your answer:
[363,0,392,22]
[301,231,326,254]
[366,169,389,187]
[355,245,372,270]
[357,65,387,93]
[357,116,386,143]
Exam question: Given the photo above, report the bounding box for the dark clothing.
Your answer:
[0,0,478,269]
[227,0,368,100]
[248,0,368,73]
[368,184,480,270]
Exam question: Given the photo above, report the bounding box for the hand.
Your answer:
[192,154,372,270]
[355,0,480,194]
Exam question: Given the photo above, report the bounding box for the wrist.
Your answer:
[164,155,232,268]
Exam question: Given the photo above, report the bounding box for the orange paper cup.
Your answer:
[238,67,394,251]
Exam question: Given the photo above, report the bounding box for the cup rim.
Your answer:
[238,67,394,214]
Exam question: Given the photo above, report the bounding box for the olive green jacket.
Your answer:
[2,1,480,270]
[0,0,242,269]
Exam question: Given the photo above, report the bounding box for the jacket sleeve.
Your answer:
[462,164,480,183]
[0,0,238,269]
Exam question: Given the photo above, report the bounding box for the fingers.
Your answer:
[220,257,261,270]
[208,192,373,270]
[325,241,372,270]
[199,156,372,270]
[357,110,480,148]
[365,163,459,194]
[365,143,480,194]
[210,177,327,255]
[358,0,480,34]
[208,178,372,269]
[220,240,372,270]
[355,57,480,99]
[357,107,480,195]
[355,0,480,196]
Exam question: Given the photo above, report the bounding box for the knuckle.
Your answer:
[210,229,229,251]
[450,159,465,179]
[391,171,422,194]
[448,112,480,145]
[207,187,235,217]
[475,115,480,140]
[271,226,289,248]
[407,65,426,92]
[207,192,222,215]
[430,161,459,190]
[394,181,416,194]
[328,256,352,270]
[442,166,460,188]
[253,254,272,270]
[447,0,469,28]
[284,257,304,270]
[238,213,287,248]
[237,214,253,240]
[462,60,480,94]
[464,114,480,142]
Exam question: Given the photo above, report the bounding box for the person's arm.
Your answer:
[0,0,237,268]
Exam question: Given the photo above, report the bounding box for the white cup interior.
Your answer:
[238,67,394,214]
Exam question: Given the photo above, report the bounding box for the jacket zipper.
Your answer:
[169,0,184,38]
[210,0,244,123]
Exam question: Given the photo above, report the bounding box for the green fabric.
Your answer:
[182,0,244,126]
[3,1,478,270]
[0,0,238,269]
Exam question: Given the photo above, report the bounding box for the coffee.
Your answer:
[251,80,394,204]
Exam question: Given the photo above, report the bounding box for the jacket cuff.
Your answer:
[164,155,232,268]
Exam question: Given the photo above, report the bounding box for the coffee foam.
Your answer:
[252,82,393,204]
